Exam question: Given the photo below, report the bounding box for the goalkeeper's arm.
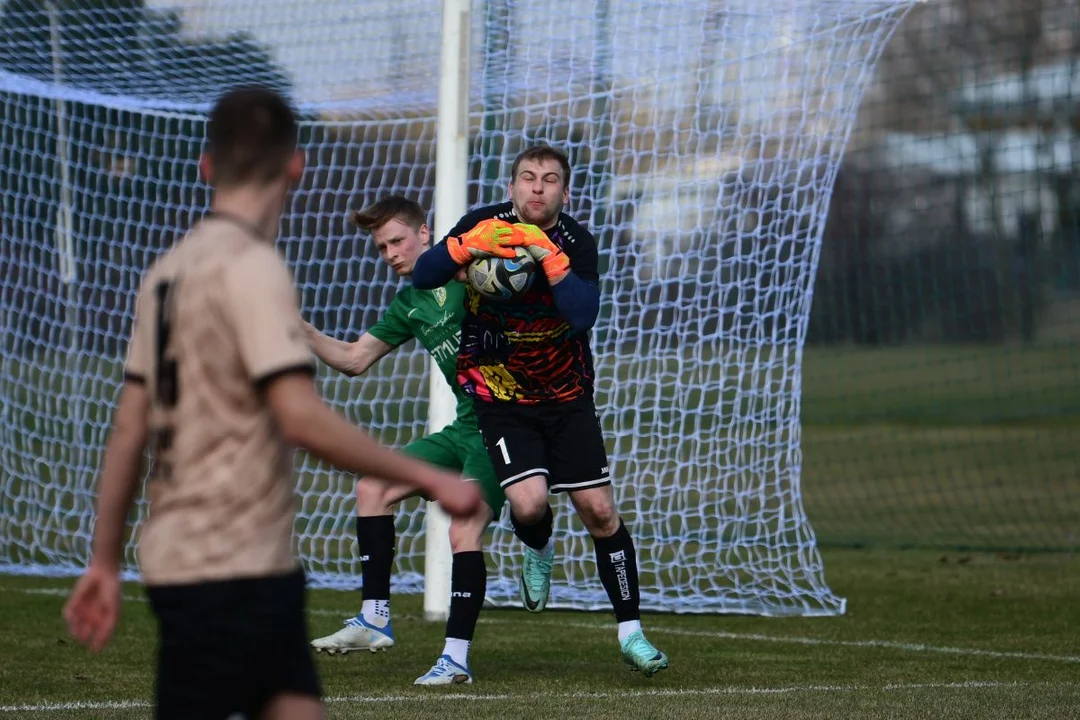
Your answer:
[413,218,518,289]
[509,222,599,332]
[411,242,460,290]
[552,274,599,333]
[412,241,599,331]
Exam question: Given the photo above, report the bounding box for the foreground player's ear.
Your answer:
[418,223,430,246]
[287,150,305,183]
[198,153,214,184]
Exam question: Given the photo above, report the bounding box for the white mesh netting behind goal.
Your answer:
[0,0,916,616]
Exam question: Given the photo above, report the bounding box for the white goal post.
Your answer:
[423,0,473,622]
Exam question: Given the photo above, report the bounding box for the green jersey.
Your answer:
[367,281,473,424]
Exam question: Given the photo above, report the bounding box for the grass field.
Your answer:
[1,548,1077,719]
[2,343,1078,716]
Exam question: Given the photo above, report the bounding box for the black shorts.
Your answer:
[474,395,611,493]
[145,568,321,720]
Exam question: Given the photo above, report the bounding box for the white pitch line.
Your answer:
[7,585,1079,665]
[478,617,1080,665]
[0,700,150,713]
[325,680,1029,704]
[0,680,1052,714]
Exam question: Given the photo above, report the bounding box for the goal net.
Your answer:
[0,0,916,616]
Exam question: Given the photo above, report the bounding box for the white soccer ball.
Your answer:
[467,246,537,301]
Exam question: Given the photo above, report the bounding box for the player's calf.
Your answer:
[261,693,325,720]
[587,516,670,675]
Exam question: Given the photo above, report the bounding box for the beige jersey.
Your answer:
[123,215,314,586]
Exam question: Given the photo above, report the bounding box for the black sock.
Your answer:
[356,515,395,600]
[445,551,486,642]
[593,521,641,623]
[511,504,553,551]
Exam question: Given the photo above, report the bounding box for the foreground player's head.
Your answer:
[200,86,303,193]
[509,144,571,230]
[352,195,431,277]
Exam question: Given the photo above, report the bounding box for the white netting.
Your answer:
[0,0,916,615]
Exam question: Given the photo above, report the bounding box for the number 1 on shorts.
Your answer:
[495,436,511,465]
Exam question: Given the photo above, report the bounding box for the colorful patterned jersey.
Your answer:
[444,202,599,405]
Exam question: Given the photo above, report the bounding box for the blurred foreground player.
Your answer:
[62,86,481,720]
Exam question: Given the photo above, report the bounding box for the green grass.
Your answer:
[1,548,1078,718]
[2,345,1078,715]
[800,343,1080,425]
[804,425,1080,549]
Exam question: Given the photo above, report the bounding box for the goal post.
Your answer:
[423,0,473,624]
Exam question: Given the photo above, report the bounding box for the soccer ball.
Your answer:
[467,247,537,301]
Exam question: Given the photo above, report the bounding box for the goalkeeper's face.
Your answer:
[371,217,431,277]
[510,158,569,230]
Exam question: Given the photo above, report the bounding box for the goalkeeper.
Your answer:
[412,145,669,676]
[305,196,524,686]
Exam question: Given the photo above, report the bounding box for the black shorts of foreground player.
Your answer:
[411,144,669,677]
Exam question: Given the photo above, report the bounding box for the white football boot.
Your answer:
[310,615,394,655]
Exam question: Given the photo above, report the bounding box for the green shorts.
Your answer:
[401,418,505,517]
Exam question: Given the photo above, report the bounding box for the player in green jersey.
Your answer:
[305,196,509,685]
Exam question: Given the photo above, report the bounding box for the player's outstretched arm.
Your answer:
[302,322,394,377]
[63,380,150,652]
[264,372,482,518]
[410,243,459,289]
[227,247,478,516]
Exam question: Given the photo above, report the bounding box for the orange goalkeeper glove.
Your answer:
[511,223,570,283]
[446,219,519,265]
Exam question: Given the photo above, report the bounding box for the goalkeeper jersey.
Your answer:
[442,202,600,405]
[367,280,476,425]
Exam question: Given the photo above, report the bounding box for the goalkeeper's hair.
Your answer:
[352,195,427,233]
[511,144,571,189]
[206,86,298,188]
